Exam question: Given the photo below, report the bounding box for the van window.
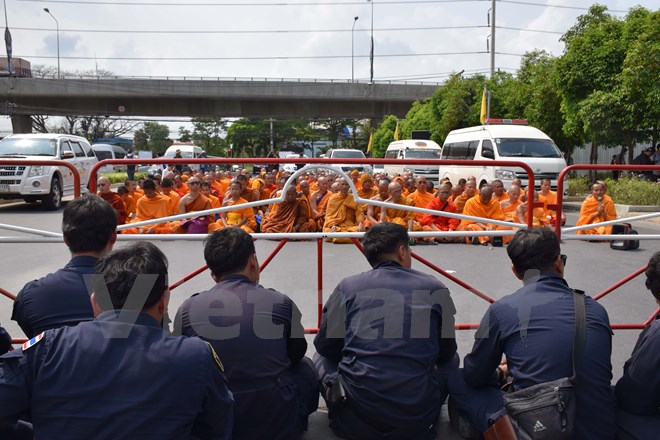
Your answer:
[115,151,126,159]
[466,141,479,159]
[481,140,493,154]
[69,141,86,158]
[95,151,113,161]
[405,149,440,159]
[442,142,470,160]
[384,150,398,159]
[495,138,561,158]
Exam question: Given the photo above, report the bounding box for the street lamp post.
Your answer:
[351,16,358,82]
[43,8,60,78]
[367,0,374,83]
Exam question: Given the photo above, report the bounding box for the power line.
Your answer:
[18,51,490,61]
[13,25,486,34]
[19,0,487,6]
[499,0,627,14]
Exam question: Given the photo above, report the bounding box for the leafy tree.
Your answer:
[133,122,171,153]
[178,126,192,143]
[371,115,399,157]
[190,117,227,156]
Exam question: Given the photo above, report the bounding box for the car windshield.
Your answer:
[0,138,57,156]
[405,149,440,159]
[495,138,562,158]
[164,151,194,159]
[332,150,365,159]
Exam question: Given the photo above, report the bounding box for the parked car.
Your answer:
[91,144,128,173]
[325,149,372,174]
[0,133,97,209]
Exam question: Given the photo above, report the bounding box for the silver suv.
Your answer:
[326,149,372,174]
[0,134,97,209]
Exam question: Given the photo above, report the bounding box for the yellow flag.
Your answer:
[480,86,488,124]
[393,122,400,141]
[366,130,373,154]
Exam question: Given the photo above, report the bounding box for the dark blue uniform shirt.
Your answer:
[314,260,458,429]
[0,311,233,440]
[615,315,660,415]
[11,256,97,338]
[175,274,307,440]
[463,274,615,440]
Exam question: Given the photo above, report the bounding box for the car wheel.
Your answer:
[42,177,62,210]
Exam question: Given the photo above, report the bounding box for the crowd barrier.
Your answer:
[1,157,658,342]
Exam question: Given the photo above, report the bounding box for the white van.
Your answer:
[440,121,568,192]
[164,144,204,171]
[91,144,128,173]
[384,140,442,182]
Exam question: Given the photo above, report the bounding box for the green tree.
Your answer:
[133,122,171,154]
[190,117,227,156]
[371,115,399,157]
[178,126,192,143]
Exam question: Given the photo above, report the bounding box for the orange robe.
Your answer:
[356,187,378,214]
[261,198,316,233]
[493,192,509,203]
[382,196,418,229]
[420,198,459,231]
[98,191,127,225]
[408,190,435,222]
[121,194,135,221]
[501,199,522,222]
[453,192,478,214]
[323,193,364,239]
[175,183,189,198]
[162,190,180,216]
[208,198,257,233]
[458,197,506,244]
[123,194,171,234]
[576,195,617,235]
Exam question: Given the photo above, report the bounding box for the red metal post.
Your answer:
[317,238,323,329]
[644,308,660,326]
[260,238,289,271]
[593,265,648,301]
[169,264,209,291]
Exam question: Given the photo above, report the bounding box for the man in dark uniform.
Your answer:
[313,222,458,440]
[448,228,615,439]
[615,251,660,439]
[0,242,233,439]
[125,149,136,181]
[174,228,318,440]
[11,194,117,338]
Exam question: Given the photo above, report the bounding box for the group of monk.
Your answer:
[95,165,617,242]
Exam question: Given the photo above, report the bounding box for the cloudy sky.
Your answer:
[1,0,656,135]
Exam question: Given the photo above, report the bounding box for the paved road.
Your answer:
[1,200,658,439]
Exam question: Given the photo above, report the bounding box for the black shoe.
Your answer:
[492,236,503,247]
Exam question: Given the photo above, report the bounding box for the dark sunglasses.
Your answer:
[560,254,567,266]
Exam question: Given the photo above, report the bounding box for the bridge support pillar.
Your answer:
[11,115,32,134]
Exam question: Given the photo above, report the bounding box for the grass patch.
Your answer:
[568,176,660,205]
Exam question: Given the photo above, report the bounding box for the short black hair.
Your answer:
[161,178,173,188]
[142,179,156,191]
[62,194,117,253]
[204,228,256,279]
[362,222,409,267]
[92,242,168,311]
[645,251,660,301]
[507,228,560,278]
[117,185,129,195]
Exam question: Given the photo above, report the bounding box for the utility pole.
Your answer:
[490,0,496,77]
[269,117,274,154]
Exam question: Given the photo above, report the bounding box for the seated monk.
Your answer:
[173,175,189,198]
[515,189,550,229]
[201,182,222,209]
[161,178,180,216]
[539,178,566,226]
[576,181,617,235]
[261,186,316,233]
[208,181,258,234]
[499,185,523,244]
[448,184,462,203]
[166,177,214,234]
[365,178,390,230]
[420,183,460,243]
[310,176,331,228]
[349,169,362,191]
[457,185,506,245]
[356,174,378,213]
[117,186,134,222]
[453,181,478,214]
[123,179,172,234]
[323,178,365,243]
[96,176,127,225]
[490,179,508,203]
[380,181,420,234]
[408,176,435,223]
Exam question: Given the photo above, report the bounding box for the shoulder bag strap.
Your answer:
[571,289,586,382]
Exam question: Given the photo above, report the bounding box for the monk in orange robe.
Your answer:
[208,181,258,233]
[539,178,566,226]
[408,176,435,223]
[96,176,127,225]
[491,179,509,203]
[323,178,365,242]
[515,190,550,229]
[201,182,221,209]
[457,186,506,244]
[261,186,316,233]
[173,176,189,198]
[125,179,143,205]
[123,180,172,234]
[172,178,214,233]
[117,186,134,222]
[380,182,420,232]
[349,170,362,191]
[356,174,378,212]
[576,181,617,235]
[453,181,478,214]
[365,178,390,230]
[310,176,331,229]
[420,183,460,242]
[498,185,523,244]
[161,178,181,216]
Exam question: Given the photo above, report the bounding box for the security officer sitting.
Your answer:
[0,242,234,440]
[314,222,458,440]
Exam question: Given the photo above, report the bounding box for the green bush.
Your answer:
[568,176,659,205]
[99,172,148,184]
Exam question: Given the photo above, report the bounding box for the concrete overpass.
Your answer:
[0,77,440,133]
